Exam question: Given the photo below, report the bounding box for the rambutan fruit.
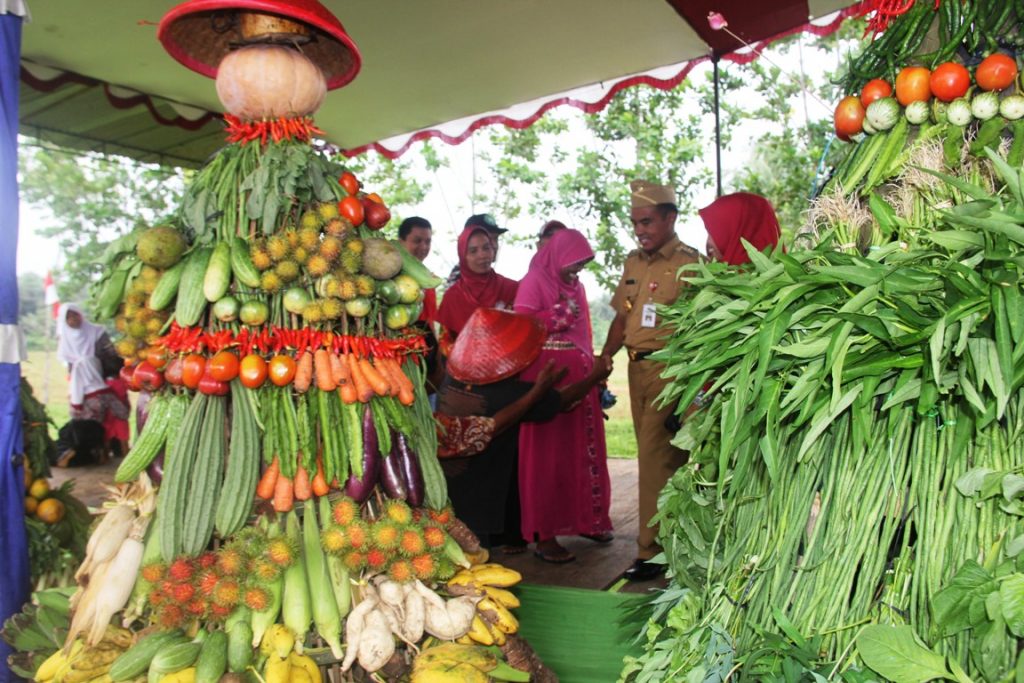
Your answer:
[345,239,365,255]
[435,557,457,580]
[324,217,352,237]
[410,554,437,581]
[168,558,195,582]
[251,244,273,271]
[337,277,358,301]
[388,560,413,583]
[141,561,166,584]
[298,226,321,250]
[267,235,290,262]
[213,579,241,608]
[171,582,196,603]
[320,236,343,260]
[283,228,300,248]
[332,497,359,526]
[422,524,447,549]
[292,247,311,265]
[157,604,185,629]
[252,559,281,582]
[302,301,324,323]
[342,551,366,573]
[428,507,454,526]
[265,537,297,567]
[321,526,349,554]
[158,579,177,597]
[383,500,413,525]
[306,254,331,278]
[198,552,217,569]
[186,599,207,617]
[197,569,219,597]
[321,297,343,320]
[398,529,427,557]
[365,548,389,572]
[275,260,300,283]
[339,251,363,277]
[346,520,369,550]
[317,201,340,222]
[300,210,322,231]
[147,589,167,607]
[260,271,283,294]
[210,603,233,620]
[370,520,401,550]
[243,587,270,612]
[355,275,375,297]
[216,548,244,576]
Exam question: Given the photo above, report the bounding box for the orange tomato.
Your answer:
[930,62,970,102]
[207,350,240,382]
[976,53,1018,91]
[181,354,206,390]
[339,196,364,226]
[860,79,893,108]
[339,171,360,196]
[895,66,932,105]
[833,96,865,139]
[268,354,298,387]
[239,354,268,389]
[146,345,169,370]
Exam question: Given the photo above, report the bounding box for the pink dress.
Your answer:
[514,229,612,540]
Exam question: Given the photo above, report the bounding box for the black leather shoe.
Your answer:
[623,558,665,582]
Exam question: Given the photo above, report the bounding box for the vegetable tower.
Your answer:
[626,2,1024,681]
[17,2,551,682]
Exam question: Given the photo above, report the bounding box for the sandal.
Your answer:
[501,542,528,555]
[580,532,614,544]
[533,541,575,564]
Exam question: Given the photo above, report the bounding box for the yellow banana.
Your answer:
[86,675,112,683]
[36,648,68,681]
[158,667,195,683]
[288,666,311,683]
[445,570,478,587]
[287,653,321,683]
[74,647,121,670]
[469,567,521,588]
[64,665,111,683]
[262,654,290,683]
[477,598,518,634]
[99,627,133,650]
[53,641,85,683]
[455,635,474,645]
[465,616,494,646]
[487,621,506,646]
[260,625,295,660]
[411,662,489,683]
[481,586,520,609]
[463,549,489,565]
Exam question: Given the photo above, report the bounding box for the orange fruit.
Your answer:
[24,496,38,515]
[28,478,49,500]
[36,498,65,524]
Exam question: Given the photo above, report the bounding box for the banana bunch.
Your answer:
[411,642,529,683]
[259,626,320,683]
[35,627,132,683]
[446,564,522,647]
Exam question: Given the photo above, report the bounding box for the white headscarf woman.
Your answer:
[56,303,109,406]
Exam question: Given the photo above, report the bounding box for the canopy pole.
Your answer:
[713,55,723,198]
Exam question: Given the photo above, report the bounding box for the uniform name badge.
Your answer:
[641,303,657,328]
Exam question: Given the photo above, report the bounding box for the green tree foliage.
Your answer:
[17,272,51,351]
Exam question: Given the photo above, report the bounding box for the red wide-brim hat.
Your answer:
[447,309,547,385]
[158,0,361,90]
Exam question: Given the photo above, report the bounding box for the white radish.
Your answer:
[403,584,425,643]
[357,610,395,673]
[374,578,405,614]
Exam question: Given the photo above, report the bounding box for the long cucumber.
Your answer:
[215,381,260,538]
[229,236,261,288]
[203,241,232,302]
[158,392,208,561]
[115,394,170,483]
[175,247,213,326]
[182,395,227,556]
[148,261,186,311]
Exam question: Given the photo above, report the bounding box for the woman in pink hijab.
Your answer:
[514,228,612,563]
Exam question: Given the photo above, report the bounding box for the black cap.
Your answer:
[465,213,508,235]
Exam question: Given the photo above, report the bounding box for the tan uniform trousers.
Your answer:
[627,357,688,559]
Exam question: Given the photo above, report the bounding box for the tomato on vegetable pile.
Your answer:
[181,354,206,390]
[268,354,298,387]
[834,96,865,139]
[339,195,364,226]
[239,354,268,389]
[339,171,360,196]
[207,350,240,382]
[895,66,931,105]
[860,79,892,108]
[930,62,970,102]
[976,53,1018,92]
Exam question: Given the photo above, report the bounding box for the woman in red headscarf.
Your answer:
[436,226,518,349]
[699,192,782,266]
[515,228,612,563]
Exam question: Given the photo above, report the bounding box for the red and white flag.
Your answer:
[43,271,60,319]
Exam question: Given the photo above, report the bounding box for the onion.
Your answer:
[1000,95,1024,121]
[905,101,930,125]
[971,91,1001,121]
[946,98,973,126]
[866,97,900,131]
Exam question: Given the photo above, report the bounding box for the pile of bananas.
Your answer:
[260,625,321,683]
[411,642,529,683]
[35,627,132,683]
[446,563,522,647]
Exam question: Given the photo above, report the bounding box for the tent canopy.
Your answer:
[19,0,859,167]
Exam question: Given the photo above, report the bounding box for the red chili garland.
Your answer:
[862,0,941,35]
[224,115,325,144]
[157,323,427,359]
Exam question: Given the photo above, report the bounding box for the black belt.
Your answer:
[628,349,655,362]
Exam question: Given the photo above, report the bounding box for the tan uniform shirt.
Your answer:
[610,236,699,352]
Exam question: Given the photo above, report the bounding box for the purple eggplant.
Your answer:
[396,433,425,507]
[345,405,381,502]
[380,429,410,500]
[146,451,164,485]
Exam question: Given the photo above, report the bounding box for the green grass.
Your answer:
[21,348,70,438]
[604,349,637,459]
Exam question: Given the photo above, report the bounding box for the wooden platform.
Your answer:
[50,457,667,594]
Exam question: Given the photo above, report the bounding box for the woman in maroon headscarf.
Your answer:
[515,228,612,563]
[699,192,782,266]
[436,226,518,350]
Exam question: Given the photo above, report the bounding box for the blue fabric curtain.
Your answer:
[0,12,27,683]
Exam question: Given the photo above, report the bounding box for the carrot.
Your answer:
[391,358,416,396]
[312,456,330,497]
[348,353,374,403]
[273,472,294,512]
[294,459,312,501]
[256,456,280,500]
[294,351,314,393]
[360,357,390,397]
[336,355,358,404]
[374,358,401,397]
[314,348,336,391]
[329,353,348,386]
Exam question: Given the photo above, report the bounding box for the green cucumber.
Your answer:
[195,631,228,683]
[148,260,186,311]
[203,241,233,302]
[226,621,254,673]
[175,247,213,326]
[147,641,201,683]
[230,237,262,288]
[109,630,185,681]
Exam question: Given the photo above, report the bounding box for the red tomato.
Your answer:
[338,196,364,226]
[895,66,932,105]
[834,96,865,138]
[207,350,240,382]
[239,354,268,389]
[146,345,169,370]
[268,354,297,387]
[930,62,970,102]
[164,357,185,386]
[339,171,360,196]
[181,354,206,390]
[860,79,893,108]
[976,53,1018,91]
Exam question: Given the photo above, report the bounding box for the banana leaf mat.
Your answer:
[512,584,648,682]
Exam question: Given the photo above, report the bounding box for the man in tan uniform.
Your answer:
[601,180,698,582]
